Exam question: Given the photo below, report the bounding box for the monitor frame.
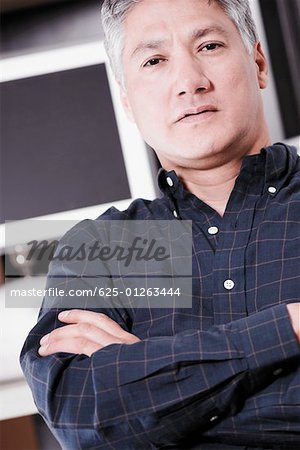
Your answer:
[0,41,157,252]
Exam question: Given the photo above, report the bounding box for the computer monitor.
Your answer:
[1,42,157,251]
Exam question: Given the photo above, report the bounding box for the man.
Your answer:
[21,0,300,449]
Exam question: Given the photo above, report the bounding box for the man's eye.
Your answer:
[144,58,163,67]
[201,43,221,52]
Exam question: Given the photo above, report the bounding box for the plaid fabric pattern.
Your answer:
[20,144,300,449]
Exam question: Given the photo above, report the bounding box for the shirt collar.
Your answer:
[262,143,299,195]
[157,143,299,200]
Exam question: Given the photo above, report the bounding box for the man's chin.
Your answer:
[159,149,224,171]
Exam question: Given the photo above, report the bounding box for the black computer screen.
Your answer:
[1,63,131,222]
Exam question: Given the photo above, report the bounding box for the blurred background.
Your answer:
[0,0,299,449]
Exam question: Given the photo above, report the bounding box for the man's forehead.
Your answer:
[122,0,234,48]
[122,0,222,24]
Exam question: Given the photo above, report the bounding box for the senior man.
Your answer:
[21,0,300,449]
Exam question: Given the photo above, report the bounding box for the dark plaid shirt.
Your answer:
[21,143,300,449]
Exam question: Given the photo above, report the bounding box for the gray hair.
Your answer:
[101,0,259,82]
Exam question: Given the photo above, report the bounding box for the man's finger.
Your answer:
[58,309,126,337]
[39,323,118,348]
[38,337,103,357]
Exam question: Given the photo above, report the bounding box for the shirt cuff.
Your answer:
[234,304,300,372]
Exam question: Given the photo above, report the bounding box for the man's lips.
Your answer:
[175,105,218,123]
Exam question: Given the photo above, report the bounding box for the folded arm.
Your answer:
[20,220,300,448]
[20,303,300,449]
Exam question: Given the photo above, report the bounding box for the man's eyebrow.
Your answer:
[131,39,166,59]
[130,25,228,59]
[190,25,229,40]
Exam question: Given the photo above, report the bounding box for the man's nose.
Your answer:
[173,55,211,97]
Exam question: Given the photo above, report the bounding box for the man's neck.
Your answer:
[160,130,271,217]
[178,158,242,217]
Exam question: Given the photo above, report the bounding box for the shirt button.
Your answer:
[166,176,174,187]
[173,210,178,218]
[224,279,235,290]
[208,226,219,235]
[273,368,283,376]
[209,415,218,422]
[268,186,277,194]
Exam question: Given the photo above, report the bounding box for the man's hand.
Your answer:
[287,303,300,343]
[38,310,141,357]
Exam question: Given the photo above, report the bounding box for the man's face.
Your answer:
[120,0,268,170]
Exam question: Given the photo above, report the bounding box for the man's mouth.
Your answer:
[176,105,218,123]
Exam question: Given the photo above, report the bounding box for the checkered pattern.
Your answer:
[20,144,300,449]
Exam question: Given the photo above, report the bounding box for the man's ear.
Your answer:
[254,42,268,89]
[118,83,136,123]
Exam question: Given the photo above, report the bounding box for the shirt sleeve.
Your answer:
[19,221,300,449]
